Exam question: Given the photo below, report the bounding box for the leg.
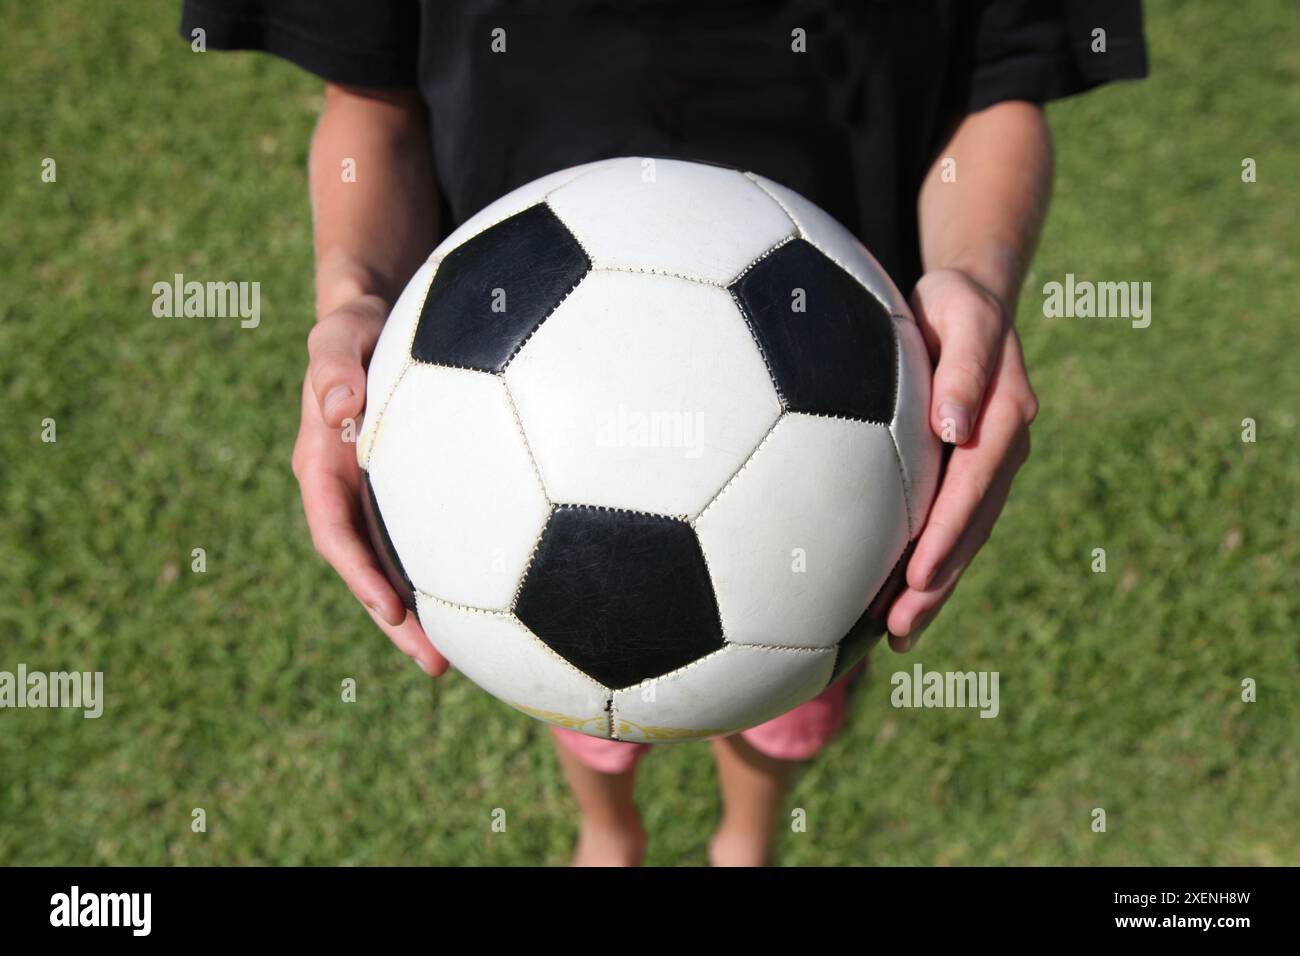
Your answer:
[708,734,800,867]
[550,728,648,866]
[707,660,867,866]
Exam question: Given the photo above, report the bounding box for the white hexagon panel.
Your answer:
[416,596,610,735]
[366,363,550,610]
[611,643,836,742]
[547,157,795,285]
[695,413,910,649]
[357,257,438,468]
[504,270,782,518]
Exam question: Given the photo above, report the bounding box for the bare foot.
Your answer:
[708,820,770,867]
[572,822,648,867]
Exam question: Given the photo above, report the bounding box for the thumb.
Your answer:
[911,278,1005,445]
[307,297,388,427]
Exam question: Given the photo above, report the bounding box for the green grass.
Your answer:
[1,1,1297,865]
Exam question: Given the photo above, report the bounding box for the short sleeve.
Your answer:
[178,0,420,87]
[958,0,1148,111]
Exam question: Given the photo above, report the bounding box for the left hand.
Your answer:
[886,267,1039,651]
[291,296,449,677]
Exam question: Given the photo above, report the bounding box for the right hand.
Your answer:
[291,295,449,676]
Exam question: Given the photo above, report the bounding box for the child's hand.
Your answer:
[291,295,449,676]
[887,268,1039,651]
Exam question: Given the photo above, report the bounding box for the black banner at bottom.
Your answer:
[0,866,1284,941]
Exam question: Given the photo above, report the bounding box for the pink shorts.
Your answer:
[550,661,866,774]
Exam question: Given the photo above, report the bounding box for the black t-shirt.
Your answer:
[180,0,1146,292]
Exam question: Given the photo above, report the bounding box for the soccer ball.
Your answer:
[358,157,940,742]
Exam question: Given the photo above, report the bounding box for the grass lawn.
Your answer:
[1,1,1296,865]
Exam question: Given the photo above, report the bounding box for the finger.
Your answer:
[906,392,1028,592]
[887,446,1021,647]
[299,464,408,627]
[367,605,450,677]
[293,374,406,628]
[922,430,1026,596]
[307,304,386,427]
[911,288,1004,445]
[886,586,950,652]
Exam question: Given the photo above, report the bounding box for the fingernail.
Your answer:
[415,658,432,676]
[938,402,970,444]
[324,385,353,421]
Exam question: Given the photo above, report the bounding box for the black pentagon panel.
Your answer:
[827,540,915,684]
[360,472,417,612]
[730,238,897,422]
[412,203,589,372]
[515,505,724,689]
